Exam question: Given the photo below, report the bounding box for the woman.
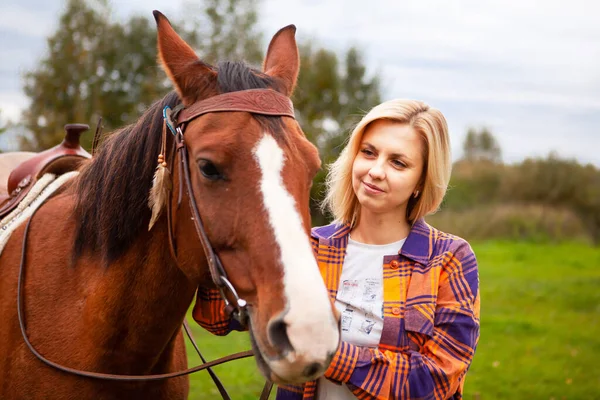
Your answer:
[277,99,480,399]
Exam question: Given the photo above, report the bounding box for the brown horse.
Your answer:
[0,11,339,400]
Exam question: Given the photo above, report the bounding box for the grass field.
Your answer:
[184,241,600,399]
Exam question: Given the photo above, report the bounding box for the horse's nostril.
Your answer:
[267,317,294,355]
[303,362,321,377]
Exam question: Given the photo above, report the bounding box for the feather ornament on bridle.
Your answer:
[147,107,177,231]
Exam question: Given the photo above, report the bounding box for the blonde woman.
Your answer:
[278,99,480,399]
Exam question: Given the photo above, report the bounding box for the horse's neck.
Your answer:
[73,216,200,371]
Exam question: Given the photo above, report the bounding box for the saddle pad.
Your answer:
[0,171,79,254]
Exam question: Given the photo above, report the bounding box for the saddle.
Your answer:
[0,124,91,219]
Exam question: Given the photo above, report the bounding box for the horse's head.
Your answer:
[153,12,340,384]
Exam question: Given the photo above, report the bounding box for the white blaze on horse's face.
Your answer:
[253,133,340,381]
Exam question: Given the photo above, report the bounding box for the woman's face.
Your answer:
[352,120,424,218]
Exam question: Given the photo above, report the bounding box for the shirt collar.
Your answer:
[311,218,433,264]
[311,223,351,249]
[399,218,433,264]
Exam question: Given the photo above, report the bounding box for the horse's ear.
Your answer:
[153,10,216,105]
[263,25,300,96]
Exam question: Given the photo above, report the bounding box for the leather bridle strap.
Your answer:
[171,88,297,327]
[168,126,272,400]
[17,196,254,382]
[177,136,226,289]
[183,320,231,399]
[16,89,290,397]
[17,189,272,398]
[164,88,293,399]
[177,88,295,124]
[174,132,248,325]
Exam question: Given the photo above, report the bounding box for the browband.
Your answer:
[176,89,295,125]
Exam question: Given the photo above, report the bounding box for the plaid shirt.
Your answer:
[277,218,480,400]
[192,218,480,400]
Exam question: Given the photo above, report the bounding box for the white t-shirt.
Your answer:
[317,236,407,399]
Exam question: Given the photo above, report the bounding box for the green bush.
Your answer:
[427,204,590,243]
[441,157,600,244]
[444,160,504,211]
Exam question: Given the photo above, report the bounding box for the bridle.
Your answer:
[16,89,296,399]
[165,88,295,325]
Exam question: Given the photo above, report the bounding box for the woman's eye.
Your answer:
[392,160,406,168]
[198,159,222,181]
[361,148,374,156]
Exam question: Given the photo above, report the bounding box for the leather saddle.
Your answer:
[0,124,91,220]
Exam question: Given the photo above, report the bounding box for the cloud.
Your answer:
[257,0,600,165]
[1,0,599,165]
[0,2,62,38]
[0,92,28,123]
[261,0,600,103]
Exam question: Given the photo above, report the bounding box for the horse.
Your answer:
[0,11,340,399]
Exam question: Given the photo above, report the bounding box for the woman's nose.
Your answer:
[368,160,385,180]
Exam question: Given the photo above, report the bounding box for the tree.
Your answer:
[463,129,478,162]
[21,0,168,151]
[462,127,502,163]
[21,0,264,152]
[504,155,600,244]
[294,44,381,225]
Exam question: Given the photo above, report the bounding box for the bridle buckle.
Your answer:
[219,276,249,326]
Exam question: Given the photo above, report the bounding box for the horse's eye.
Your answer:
[198,159,222,181]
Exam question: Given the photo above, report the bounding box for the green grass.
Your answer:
[183,327,267,400]
[184,242,600,399]
[465,241,600,400]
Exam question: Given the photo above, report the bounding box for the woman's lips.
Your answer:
[362,181,384,194]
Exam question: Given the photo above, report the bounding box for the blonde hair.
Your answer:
[323,99,451,226]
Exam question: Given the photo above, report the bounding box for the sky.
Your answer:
[1,0,599,165]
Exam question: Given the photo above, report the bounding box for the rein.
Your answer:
[17,89,292,398]
[17,193,254,382]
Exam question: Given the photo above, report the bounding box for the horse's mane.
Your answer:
[73,61,283,264]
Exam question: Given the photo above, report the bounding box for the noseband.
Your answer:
[16,89,295,397]
[165,88,295,327]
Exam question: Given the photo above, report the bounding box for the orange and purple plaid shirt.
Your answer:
[193,218,480,399]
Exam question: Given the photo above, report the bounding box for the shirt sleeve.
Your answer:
[310,234,319,254]
[276,384,305,399]
[324,240,480,399]
[192,286,245,335]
